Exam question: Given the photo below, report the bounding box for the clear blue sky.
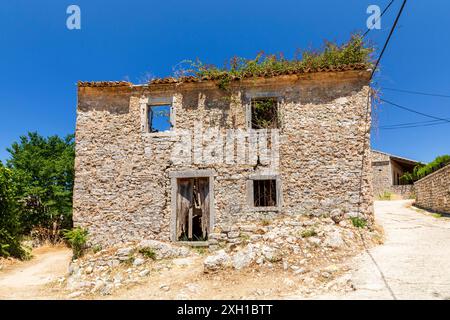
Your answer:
[0,0,449,163]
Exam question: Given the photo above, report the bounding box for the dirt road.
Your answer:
[315,200,450,300]
[0,245,71,299]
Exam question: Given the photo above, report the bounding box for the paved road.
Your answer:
[319,200,450,300]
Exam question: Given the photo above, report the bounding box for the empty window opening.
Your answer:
[177,177,210,241]
[148,105,171,132]
[251,98,279,129]
[253,179,277,207]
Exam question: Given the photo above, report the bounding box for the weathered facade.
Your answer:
[73,68,373,246]
[415,164,450,214]
[371,150,418,199]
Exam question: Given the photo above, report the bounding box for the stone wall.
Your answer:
[391,185,415,199]
[73,71,373,247]
[371,150,414,199]
[414,165,450,214]
[372,150,392,197]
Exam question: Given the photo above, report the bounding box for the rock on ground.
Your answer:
[232,244,256,270]
[204,250,231,272]
[138,240,189,259]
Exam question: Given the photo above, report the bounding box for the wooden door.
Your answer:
[176,178,193,240]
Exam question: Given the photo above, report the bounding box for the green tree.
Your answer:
[0,162,25,258]
[6,132,75,233]
[401,155,450,183]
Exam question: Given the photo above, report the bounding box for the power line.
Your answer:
[363,0,395,38]
[370,0,407,80]
[380,123,450,130]
[357,0,407,237]
[381,87,450,98]
[380,121,450,130]
[380,98,450,123]
[381,119,444,128]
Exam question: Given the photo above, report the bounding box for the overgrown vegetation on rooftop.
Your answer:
[175,35,374,90]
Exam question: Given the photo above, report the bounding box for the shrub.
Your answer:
[30,225,62,245]
[92,244,102,254]
[240,233,250,241]
[401,155,450,183]
[6,132,75,234]
[122,255,135,265]
[416,155,450,179]
[0,164,26,259]
[350,217,367,228]
[378,191,392,200]
[193,247,207,255]
[301,228,317,238]
[63,227,88,259]
[139,247,156,260]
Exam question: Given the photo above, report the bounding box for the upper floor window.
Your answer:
[251,97,279,129]
[148,104,172,133]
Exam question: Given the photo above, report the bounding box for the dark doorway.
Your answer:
[176,177,210,241]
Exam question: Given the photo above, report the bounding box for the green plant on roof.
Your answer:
[174,35,374,91]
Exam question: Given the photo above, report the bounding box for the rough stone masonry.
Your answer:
[415,164,450,214]
[73,68,374,246]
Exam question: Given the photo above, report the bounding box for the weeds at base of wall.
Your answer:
[92,244,102,254]
[350,217,367,229]
[193,247,207,255]
[261,219,271,226]
[139,247,156,260]
[378,191,392,201]
[300,228,317,238]
[63,227,88,260]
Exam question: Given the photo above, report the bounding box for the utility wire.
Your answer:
[381,87,450,98]
[381,119,445,128]
[380,116,450,128]
[363,0,395,38]
[380,121,450,130]
[380,98,450,123]
[370,0,407,80]
[357,4,407,282]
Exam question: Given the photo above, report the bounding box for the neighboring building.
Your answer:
[371,150,420,199]
[73,67,373,246]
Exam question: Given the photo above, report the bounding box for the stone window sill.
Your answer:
[142,131,175,138]
[248,206,281,212]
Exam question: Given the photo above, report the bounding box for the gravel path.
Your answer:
[0,246,71,299]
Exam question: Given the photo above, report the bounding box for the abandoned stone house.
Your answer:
[371,150,420,199]
[73,66,373,246]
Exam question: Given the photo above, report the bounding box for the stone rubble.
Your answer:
[62,214,381,298]
[63,240,190,297]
